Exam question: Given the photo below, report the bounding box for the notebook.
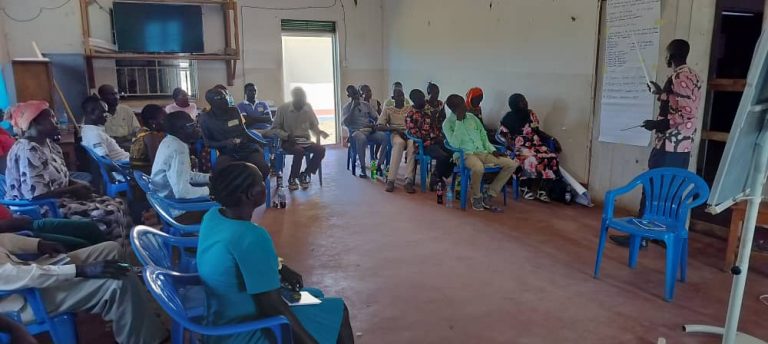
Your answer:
[284,291,322,306]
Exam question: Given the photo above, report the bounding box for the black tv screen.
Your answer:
[113,2,204,53]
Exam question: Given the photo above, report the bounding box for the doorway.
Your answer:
[281,31,340,145]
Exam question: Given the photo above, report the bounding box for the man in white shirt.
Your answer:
[0,233,166,344]
[80,96,130,162]
[99,84,140,150]
[152,111,210,223]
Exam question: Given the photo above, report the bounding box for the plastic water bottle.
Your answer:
[276,186,287,209]
[370,160,377,180]
[436,183,444,204]
[446,188,455,208]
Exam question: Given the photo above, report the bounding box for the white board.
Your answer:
[708,30,768,213]
[598,0,661,146]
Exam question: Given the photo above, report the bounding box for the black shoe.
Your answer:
[358,173,369,179]
[609,235,648,249]
[299,172,310,189]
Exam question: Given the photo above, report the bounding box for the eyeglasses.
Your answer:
[183,122,199,130]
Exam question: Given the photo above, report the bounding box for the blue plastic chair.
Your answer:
[147,192,216,235]
[345,125,380,176]
[0,289,77,344]
[0,174,60,219]
[444,140,508,210]
[80,144,132,199]
[405,131,433,192]
[270,136,324,187]
[131,225,198,273]
[593,167,710,301]
[143,266,293,344]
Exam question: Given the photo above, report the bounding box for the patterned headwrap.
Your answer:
[465,87,483,110]
[9,100,49,132]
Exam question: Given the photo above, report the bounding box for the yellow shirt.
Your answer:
[105,104,140,138]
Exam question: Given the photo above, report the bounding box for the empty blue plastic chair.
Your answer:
[0,289,77,344]
[131,225,198,273]
[444,140,508,210]
[81,144,132,199]
[405,131,433,192]
[0,174,60,219]
[143,266,293,344]
[593,167,710,301]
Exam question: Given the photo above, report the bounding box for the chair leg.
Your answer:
[628,235,641,269]
[513,176,520,200]
[502,185,507,205]
[594,221,609,278]
[265,174,272,209]
[460,171,469,210]
[171,321,184,344]
[679,238,688,282]
[664,238,680,302]
[420,159,428,193]
[50,314,78,344]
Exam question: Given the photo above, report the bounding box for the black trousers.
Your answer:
[281,142,326,179]
[425,143,455,180]
[217,148,270,179]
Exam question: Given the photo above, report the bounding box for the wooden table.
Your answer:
[724,201,768,271]
[58,129,78,171]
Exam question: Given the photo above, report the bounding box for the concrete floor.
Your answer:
[75,146,768,343]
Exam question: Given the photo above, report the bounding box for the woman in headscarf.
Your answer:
[465,87,484,122]
[4,101,131,241]
[500,94,561,202]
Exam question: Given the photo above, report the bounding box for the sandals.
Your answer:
[521,187,535,200]
[537,191,551,203]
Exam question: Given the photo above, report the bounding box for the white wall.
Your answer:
[382,0,601,183]
[589,0,716,209]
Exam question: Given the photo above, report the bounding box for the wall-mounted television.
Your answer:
[113,2,204,53]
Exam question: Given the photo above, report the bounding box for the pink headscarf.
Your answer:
[9,100,49,132]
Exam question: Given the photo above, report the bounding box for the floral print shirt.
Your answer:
[406,107,444,147]
[655,65,702,153]
[5,139,69,200]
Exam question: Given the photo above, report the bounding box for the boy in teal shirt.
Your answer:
[443,94,518,211]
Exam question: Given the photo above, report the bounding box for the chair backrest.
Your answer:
[81,144,123,185]
[636,167,710,224]
[131,225,198,272]
[143,266,199,325]
[133,170,152,193]
[495,128,507,146]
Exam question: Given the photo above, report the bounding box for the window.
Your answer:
[115,59,198,99]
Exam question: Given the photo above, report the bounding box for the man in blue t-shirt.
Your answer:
[237,83,272,130]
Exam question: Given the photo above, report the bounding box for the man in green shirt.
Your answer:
[443,94,518,211]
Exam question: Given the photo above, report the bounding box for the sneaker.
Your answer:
[299,172,310,189]
[358,173,369,179]
[288,178,299,191]
[471,197,485,211]
[404,182,416,194]
[385,181,395,192]
[521,187,535,200]
[483,194,495,208]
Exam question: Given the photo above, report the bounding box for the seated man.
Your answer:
[405,89,453,193]
[152,111,210,224]
[342,85,384,178]
[198,87,269,177]
[80,96,130,162]
[237,83,273,131]
[443,94,519,211]
[0,234,166,343]
[383,81,412,110]
[98,84,140,151]
[0,205,106,252]
[273,87,329,190]
[129,104,166,174]
[373,88,410,192]
[360,84,382,115]
[165,88,198,119]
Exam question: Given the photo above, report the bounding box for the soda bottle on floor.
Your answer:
[370,160,377,180]
[446,186,455,209]
[436,183,444,204]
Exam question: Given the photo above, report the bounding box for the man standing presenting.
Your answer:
[98,84,140,150]
[610,39,703,247]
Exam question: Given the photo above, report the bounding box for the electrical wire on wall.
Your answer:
[1,0,73,23]
[239,0,350,83]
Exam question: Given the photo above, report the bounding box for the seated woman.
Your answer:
[5,101,131,241]
[130,104,167,174]
[0,204,106,251]
[500,94,561,202]
[465,87,495,142]
[197,162,354,344]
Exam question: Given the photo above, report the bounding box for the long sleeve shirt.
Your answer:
[151,134,209,200]
[0,234,77,313]
[443,112,495,155]
[406,108,444,147]
[81,124,131,161]
[654,65,702,153]
[104,104,140,139]
[377,105,410,131]
[272,102,320,140]
[342,100,378,131]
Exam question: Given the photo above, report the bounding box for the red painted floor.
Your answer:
[75,146,768,343]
